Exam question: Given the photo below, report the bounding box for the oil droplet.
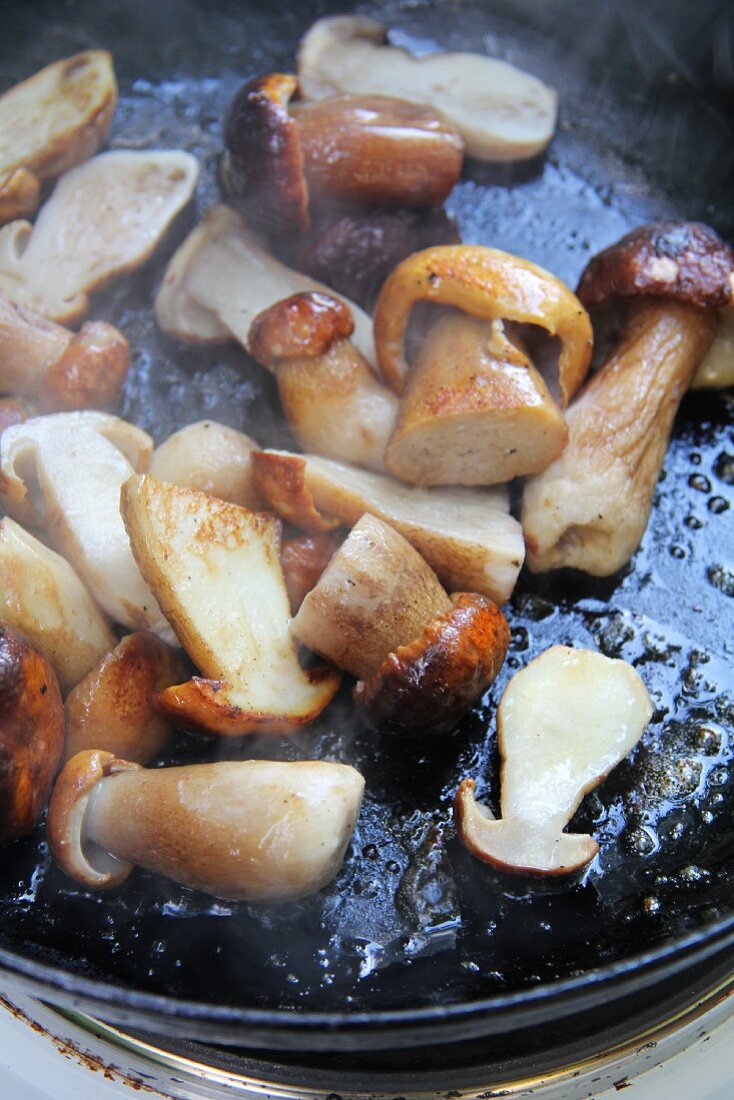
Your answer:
[669,544,686,559]
[708,496,729,514]
[689,474,712,493]
[689,452,702,466]
[714,452,734,485]
[708,565,734,597]
[684,514,703,530]
[643,896,661,914]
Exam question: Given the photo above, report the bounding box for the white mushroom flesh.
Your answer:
[148,419,262,508]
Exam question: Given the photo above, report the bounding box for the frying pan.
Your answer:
[0,0,733,1060]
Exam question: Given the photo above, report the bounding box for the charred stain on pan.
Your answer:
[0,0,732,1016]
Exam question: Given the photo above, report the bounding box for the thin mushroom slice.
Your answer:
[455,646,652,876]
[297,15,557,162]
[120,475,341,736]
[148,420,263,508]
[0,150,198,323]
[49,752,364,902]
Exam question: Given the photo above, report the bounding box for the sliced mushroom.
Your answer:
[251,450,525,604]
[0,623,65,844]
[0,51,117,224]
[121,474,340,736]
[249,292,398,472]
[0,150,198,323]
[297,15,557,162]
[148,420,263,508]
[0,293,129,410]
[523,221,732,575]
[280,531,343,613]
[48,751,364,901]
[63,633,184,765]
[155,204,375,366]
[0,396,29,436]
[0,517,116,695]
[691,307,734,389]
[455,646,652,876]
[0,412,173,640]
[223,73,462,236]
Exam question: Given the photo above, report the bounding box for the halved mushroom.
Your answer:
[251,449,525,604]
[148,420,263,508]
[0,51,117,224]
[0,293,129,410]
[0,623,65,844]
[280,531,343,613]
[454,645,652,876]
[120,475,341,736]
[48,751,364,901]
[297,16,558,162]
[63,633,184,765]
[249,292,398,472]
[0,412,173,640]
[155,204,375,366]
[0,150,198,323]
[522,221,732,575]
[0,517,116,695]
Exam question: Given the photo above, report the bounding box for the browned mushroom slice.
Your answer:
[297,16,557,162]
[0,623,64,844]
[454,646,652,876]
[280,531,343,613]
[48,752,364,901]
[0,150,198,323]
[148,420,263,508]
[249,293,398,473]
[121,475,340,736]
[523,221,733,575]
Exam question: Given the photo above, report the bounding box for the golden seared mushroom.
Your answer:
[222,73,463,237]
[455,646,652,876]
[0,294,129,411]
[0,623,64,844]
[297,16,557,162]
[0,51,117,225]
[373,245,592,486]
[148,420,263,508]
[251,450,524,604]
[0,518,116,695]
[0,150,198,324]
[121,475,340,736]
[63,633,184,765]
[48,752,364,901]
[292,515,509,733]
[522,221,733,575]
[154,205,376,366]
[0,412,174,640]
[280,531,343,613]
[249,292,398,473]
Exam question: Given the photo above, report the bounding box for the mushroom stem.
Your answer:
[522,299,716,575]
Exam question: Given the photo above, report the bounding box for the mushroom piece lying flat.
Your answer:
[49,751,364,902]
[154,204,375,366]
[148,420,263,508]
[0,517,116,695]
[455,646,653,876]
[0,411,173,640]
[121,475,341,736]
[522,221,733,575]
[0,50,117,224]
[0,150,198,323]
[297,16,557,162]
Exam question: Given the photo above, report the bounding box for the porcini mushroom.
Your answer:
[223,73,463,236]
[48,751,364,901]
[0,517,116,695]
[251,449,525,604]
[248,292,398,473]
[0,411,174,640]
[0,150,198,323]
[121,475,340,736]
[0,624,64,844]
[0,293,130,410]
[0,51,117,225]
[454,646,652,876]
[292,514,510,733]
[522,221,733,575]
[297,15,557,162]
[691,307,734,389]
[155,204,375,366]
[280,531,343,613]
[148,420,263,508]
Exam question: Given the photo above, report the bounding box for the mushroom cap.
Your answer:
[577,221,734,312]
[354,592,510,734]
[249,292,354,367]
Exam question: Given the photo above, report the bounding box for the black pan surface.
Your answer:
[0,0,733,1050]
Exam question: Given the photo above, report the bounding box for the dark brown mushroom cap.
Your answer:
[222,73,309,238]
[577,221,734,311]
[249,292,354,367]
[353,592,510,734]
